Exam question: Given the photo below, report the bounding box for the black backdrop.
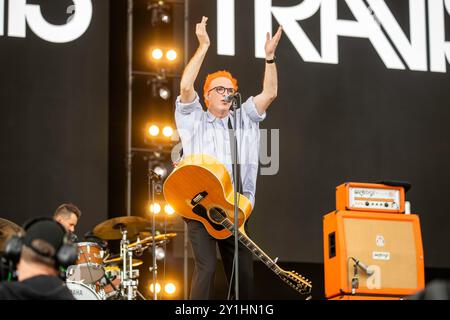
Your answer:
[0,0,109,236]
[186,0,450,269]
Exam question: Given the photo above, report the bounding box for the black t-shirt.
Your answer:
[0,275,75,300]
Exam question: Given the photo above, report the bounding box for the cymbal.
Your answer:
[92,216,150,240]
[0,218,23,251]
[103,256,143,267]
[128,232,177,249]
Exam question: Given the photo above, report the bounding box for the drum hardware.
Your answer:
[71,215,179,300]
[118,224,145,300]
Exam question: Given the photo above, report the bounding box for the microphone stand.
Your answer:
[230,93,242,300]
[148,166,162,300]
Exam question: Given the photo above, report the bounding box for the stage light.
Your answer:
[149,72,171,100]
[164,282,176,295]
[151,48,163,61]
[166,49,177,62]
[162,126,173,138]
[150,282,161,294]
[148,1,171,27]
[150,202,161,214]
[158,86,170,100]
[164,204,175,215]
[148,125,160,137]
[155,246,165,260]
[153,165,167,178]
[160,12,170,24]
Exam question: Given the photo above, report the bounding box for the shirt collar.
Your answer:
[206,109,231,124]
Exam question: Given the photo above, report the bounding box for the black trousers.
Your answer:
[186,219,254,300]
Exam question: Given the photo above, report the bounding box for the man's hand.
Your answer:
[196,16,210,48]
[180,16,210,103]
[264,26,283,59]
[253,26,283,115]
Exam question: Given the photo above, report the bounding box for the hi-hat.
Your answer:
[92,216,150,240]
[0,218,23,251]
[128,232,177,249]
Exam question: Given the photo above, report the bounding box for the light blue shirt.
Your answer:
[175,92,266,207]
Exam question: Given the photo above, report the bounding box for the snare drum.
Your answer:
[66,281,104,300]
[66,242,105,283]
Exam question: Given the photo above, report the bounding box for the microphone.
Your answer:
[224,93,238,103]
[351,257,374,276]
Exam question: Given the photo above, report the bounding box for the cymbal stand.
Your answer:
[119,226,138,300]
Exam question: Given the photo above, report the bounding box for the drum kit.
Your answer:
[63,215,177,300]
[1,215,177,300]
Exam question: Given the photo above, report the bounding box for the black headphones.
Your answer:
[3,217,78,269]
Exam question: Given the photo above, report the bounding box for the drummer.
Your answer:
[53,203,81,241]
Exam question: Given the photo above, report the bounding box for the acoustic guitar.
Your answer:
[163,154,312,295]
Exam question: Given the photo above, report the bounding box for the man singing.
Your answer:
[174,16,282,299]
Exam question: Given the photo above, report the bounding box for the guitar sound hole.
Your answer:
[208,207,227,224]
[192,205,224,231]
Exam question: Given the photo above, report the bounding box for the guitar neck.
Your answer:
[221,218,282,275]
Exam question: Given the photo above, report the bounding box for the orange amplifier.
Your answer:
[323,210,425,299]
[336,182,405,213]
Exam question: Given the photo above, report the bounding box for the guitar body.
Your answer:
[163,154,253,239]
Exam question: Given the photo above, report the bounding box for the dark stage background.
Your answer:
[0,0,449,300]
[0,0,109,235]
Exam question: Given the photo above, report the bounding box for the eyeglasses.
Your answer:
[208,86,235,95]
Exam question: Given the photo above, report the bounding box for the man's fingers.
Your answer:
[201,16,208,24]
[275,26,283,40]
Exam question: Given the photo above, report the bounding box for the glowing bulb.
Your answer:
[162,126,173,137]
[164,282,176,295]
[166,49,177,61]
[155,247,165,260]
[158,86,170,100]
[150,203,161,214]
[150,282,161,294]
[151,48,163,60]
[164,204,175,215]
[148,125,160,136]
[153,166,167,178]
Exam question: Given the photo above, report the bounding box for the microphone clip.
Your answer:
[351,257,374,276]
[351,263,359,295]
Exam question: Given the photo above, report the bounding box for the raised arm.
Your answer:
[180,16,210,103]
[253,26,283,115]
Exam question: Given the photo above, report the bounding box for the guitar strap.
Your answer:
[228,117,243,193]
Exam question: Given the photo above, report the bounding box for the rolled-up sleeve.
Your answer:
[242,96,266,123]
[175,92,202,115]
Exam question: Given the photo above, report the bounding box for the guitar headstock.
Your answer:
[279,270,312,295]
